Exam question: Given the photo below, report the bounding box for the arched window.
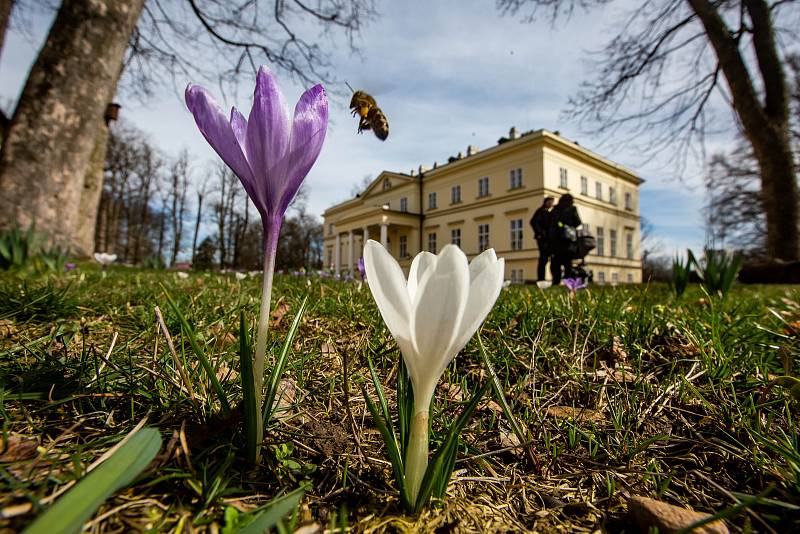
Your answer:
[383,178,391,190]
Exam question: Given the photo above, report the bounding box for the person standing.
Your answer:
[549,194,582,285]
[530,197,554,281]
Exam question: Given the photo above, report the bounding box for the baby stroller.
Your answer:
[570,231,596,284]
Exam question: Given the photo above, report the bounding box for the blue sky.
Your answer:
[0,0,717,256]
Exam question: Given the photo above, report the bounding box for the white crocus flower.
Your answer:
[93,253,117,266]
[363,239,504,503]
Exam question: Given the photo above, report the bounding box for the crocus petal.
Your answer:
[185,85,255,188]
[469,248,498,281]
[409,245,470,404]
[450,258,505,355]
[407,251,437,303]
[246,67,291,213]
[230,107,248,155]
[364,240,411,343]
[277,84,328,214]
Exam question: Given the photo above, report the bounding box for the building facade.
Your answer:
[322,128,643,284]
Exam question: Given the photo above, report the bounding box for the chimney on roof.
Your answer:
[433,161,438,169]
[509,126,519,140]
[419,164,429,174]
[466,145,478,156]
[410,169,415,176]
[457,151,463,159]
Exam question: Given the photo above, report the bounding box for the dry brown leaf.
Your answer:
[293,524,322,534]
[544,406,605,423]
[497,425,522,449]
[480,400,504,414]
[215,361,238,382]
[0,319,16,338]
[271,301,291,326]
[628,496,729,534]
[611,336,628,363]
[0,433,39,462]
[274,378,298,421]
[440,382,465,402]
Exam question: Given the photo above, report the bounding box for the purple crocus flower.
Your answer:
[357,257,366,280]
[563,277,587,294]
[64,263,76,271]
[185,67,328,463]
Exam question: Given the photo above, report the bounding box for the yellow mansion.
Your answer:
[322,128,643,284]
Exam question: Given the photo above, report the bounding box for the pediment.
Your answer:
[359,171,415,199]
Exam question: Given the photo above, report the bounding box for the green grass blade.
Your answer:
[237,487,305,534]
[263,296,308,427]
[23,427,162,534]
[161,285,232,416]
[239,310,258,463]
[414,380,490,512]
[366,352,394,437]
[360,381,409,509]
[396,358,413,458]
[476,334,534,465]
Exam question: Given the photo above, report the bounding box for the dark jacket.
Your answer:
[530,207,552,241]
[549,205,582,252]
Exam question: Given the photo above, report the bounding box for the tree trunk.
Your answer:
[0,0,145,249]
[74,121,109,256]
[191,191,203,264]
[688,0,799,261]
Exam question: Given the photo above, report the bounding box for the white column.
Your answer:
[334,233,341,275]
[362,226,369,258]
[348,230,355,276]
[380,223,388,247]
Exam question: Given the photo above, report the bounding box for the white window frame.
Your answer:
[451,185,461,204]
[399,197,408,212]
[510,219,523,250]
[478,177,490,198]
[596,227,605,256]
[428,232,437,253]
[624,192,633,211]
[451,228,461,247]
[478,223,490,251]
[428,191,437,210]
[610,229,617,257]
[509,168,523,189]
[399,235,408,258]
[580,175,588,195]
[559,167,568,188]
[595,181,603,200]
[626,233,634,259]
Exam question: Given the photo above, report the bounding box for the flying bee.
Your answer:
[347,85,389,141]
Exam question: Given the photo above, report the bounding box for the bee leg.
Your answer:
[357,117,372,134]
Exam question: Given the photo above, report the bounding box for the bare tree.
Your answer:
[350,174,374,197]
[0,0,376,253]
[191,174,211,265]
[704,140,767,254]
[211,163,239,268]
[96,124,166,264]
[499,0,800,260]
[168,150,190,266]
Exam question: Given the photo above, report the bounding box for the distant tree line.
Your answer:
[95,122,323,270]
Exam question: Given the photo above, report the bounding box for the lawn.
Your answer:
[1,266,799,532]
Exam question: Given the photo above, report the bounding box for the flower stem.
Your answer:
[253,218,280,463]
[405,409,429,506]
